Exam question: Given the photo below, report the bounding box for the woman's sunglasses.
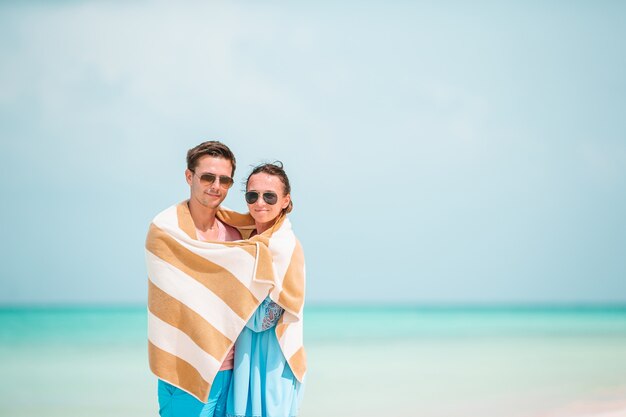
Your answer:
[245,191,278,205]
[192,171,234,189]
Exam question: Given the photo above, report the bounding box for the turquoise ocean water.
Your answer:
[1,306,626,417]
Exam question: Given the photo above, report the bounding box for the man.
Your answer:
[155,140,241,417]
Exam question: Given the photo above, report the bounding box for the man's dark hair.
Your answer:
[186,141,236,176]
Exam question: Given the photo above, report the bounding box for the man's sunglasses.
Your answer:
[245,191,278,205]
[192,171,234,189]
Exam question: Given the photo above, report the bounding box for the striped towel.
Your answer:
[146,201,306,402]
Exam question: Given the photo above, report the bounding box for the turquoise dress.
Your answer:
[227,297,305,417]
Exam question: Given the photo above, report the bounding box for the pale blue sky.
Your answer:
[1,1,625,305]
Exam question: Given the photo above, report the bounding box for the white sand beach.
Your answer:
[535,387,626,417]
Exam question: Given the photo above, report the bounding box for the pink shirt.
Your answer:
[196,218,241,371]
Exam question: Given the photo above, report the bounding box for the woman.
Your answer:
[227,162,305,417]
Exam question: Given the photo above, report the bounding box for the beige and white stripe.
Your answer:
[146,202,306,403]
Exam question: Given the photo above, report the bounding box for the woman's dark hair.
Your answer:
[186,141,236,176]
[246,161,293,214]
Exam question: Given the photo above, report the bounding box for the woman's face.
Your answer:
[246,173,291,227]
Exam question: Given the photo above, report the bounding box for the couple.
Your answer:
[145,141,306,417]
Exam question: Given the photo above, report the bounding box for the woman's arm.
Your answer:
[245,297,285,332]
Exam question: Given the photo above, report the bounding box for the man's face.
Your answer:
[186,155,234,210]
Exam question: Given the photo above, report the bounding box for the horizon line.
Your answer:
[2,301,626,312]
